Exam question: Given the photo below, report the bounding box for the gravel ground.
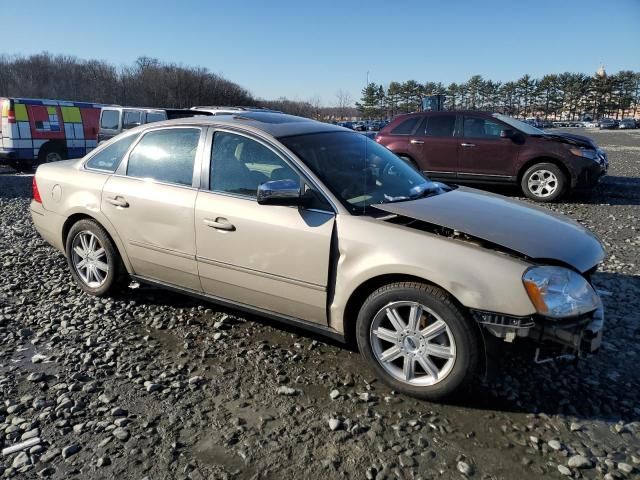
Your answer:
[0,128,639,479]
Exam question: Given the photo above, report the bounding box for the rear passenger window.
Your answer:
[100,110,120,130]
[126,128,200,186]
[391,117,421,135]
[425,115,456,137]
[122,111,142,129]
[85,134,138,172]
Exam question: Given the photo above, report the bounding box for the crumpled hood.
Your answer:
[374,187,605,273]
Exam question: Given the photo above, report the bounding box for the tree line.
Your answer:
[0,52,254,108]
[357,71,640,121]
[0,52,344,119]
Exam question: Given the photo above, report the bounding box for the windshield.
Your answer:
[280,131,449,215]
[492,113,544,135]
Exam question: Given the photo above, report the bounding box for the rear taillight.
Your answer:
[7,99,15,123]
[32,177,42,203]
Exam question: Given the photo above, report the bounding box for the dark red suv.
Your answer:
[376,111,608,202]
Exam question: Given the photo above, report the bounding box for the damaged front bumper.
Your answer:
[472,305,604,363]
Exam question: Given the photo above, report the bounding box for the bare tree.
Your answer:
[335,89,353,120]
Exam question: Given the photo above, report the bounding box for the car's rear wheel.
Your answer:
[65,219,126,296]
[520,162,566,202]
[356,282,480,401]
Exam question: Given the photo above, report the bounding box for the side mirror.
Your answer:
[257,179,306,206]
[500,129,516,139]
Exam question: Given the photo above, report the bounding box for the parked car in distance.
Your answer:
[337,121,355,130]
[583,121,599,128]
[31,112,606,401]
[376,111,608,202]
[0,97,104,171]
[598,118,618,129]
[98,107,212,144]
[618,118,637,129]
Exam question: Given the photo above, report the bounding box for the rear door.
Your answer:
[407,113,460,180]
[101,126,205,291]
[458,115,519,180]
[194,129,335,324]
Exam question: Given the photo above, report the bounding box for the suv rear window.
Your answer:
[391,117,421,135]
[100,110,120,130]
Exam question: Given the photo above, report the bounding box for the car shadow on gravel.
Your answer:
[0,171,33,199]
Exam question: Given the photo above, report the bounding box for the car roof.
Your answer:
[129,111,348,138]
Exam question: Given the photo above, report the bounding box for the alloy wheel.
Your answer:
[369,301,456,386]
[527,169,558,198]
[71,231,109,288]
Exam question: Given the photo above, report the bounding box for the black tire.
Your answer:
[65,219,126,296]
[356,282,480,401]
[520,162,566,202]
[35,144,66,169]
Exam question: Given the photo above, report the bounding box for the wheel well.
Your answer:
[61,214,120,261]
[395,153,420,170]
[343,274,458,348]
[38,140,67,158]
[517,157,571,185]
[342,273,489,375]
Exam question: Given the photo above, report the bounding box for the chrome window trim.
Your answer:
[204,126,339,214]
[115,125,206,189]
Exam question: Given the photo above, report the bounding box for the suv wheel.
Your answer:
[521,162,565,202]
[356,282,480,401]
[65,219,126,296]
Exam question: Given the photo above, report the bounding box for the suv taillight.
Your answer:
[32,177,42,204]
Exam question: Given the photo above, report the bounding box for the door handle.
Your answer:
[203,217,235,231]
[106,196,129,208]
[410,139,424,144]
[461,143,476,148]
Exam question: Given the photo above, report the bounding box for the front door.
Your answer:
[195,130,334,324]
[458,115,519,181]
[101,126,204,291]
[408,113,460,180]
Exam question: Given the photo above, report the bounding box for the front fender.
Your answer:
[330,215,536,333]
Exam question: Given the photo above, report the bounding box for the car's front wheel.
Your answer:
[520,162,566,202]
[356,282,480,401]
[65,219,126,296]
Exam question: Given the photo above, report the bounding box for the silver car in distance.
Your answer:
[30,112,606,400]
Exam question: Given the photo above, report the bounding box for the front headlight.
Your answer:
[569,147,599,161]
[522,266,600,318]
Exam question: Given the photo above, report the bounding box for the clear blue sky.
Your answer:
[4,0,639,105]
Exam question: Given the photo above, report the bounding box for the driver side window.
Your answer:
[210,132,299,198]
